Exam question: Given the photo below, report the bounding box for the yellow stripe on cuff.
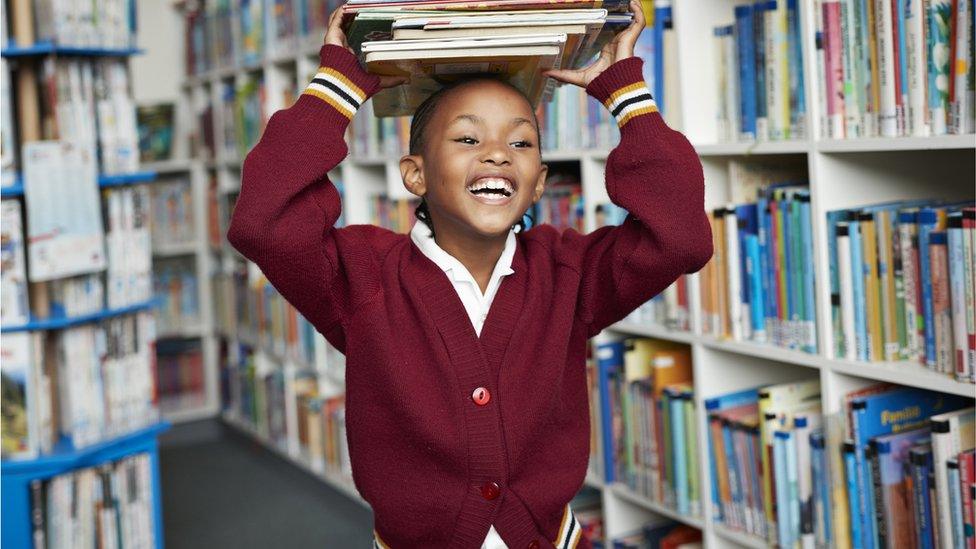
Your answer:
[603,81,647,109]
[617,104,658,127]
[320,67,366,102]
[302,88,355,119]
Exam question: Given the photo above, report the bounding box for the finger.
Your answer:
[378,75,409,89]
[542,69,587,87]
[615,0,644,59]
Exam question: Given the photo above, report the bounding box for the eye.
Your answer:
[511,140,534,148]
[453,136,478,145]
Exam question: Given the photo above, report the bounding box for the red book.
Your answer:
[659,524,702,549]
[960,449,975,549]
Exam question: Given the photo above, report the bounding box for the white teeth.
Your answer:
[468,177,514,194]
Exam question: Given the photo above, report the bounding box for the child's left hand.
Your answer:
[542,0,645,88]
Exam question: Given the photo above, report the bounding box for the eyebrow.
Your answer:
[448,114,536,129]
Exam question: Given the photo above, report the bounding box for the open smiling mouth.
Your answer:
[466,177,515,202]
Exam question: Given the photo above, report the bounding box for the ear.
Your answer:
[531,164,548,203]
[400,154,426,197]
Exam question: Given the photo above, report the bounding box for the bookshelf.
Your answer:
[177,0,975,547]
[0,2,173,546]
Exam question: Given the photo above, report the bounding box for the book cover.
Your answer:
[871,426,931,548]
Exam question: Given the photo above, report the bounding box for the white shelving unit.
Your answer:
[176,0,975,547]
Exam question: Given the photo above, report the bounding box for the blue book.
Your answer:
[723,417,744,527]
[745,234,765,338]
[810,430,832,547]
[667,386,690,515]
[705,388,761,523]
[910,443,936,549]
[786,0,805,137]
[917,207,940,366]
[596,341,625,483]
[753,0,772,134]
[848,213,868,361]
[848,387,971,549]
[783,193,797,349]
[872,427,931,547]
[844,441,864,549]
[799,194,816,353]
[896,0,909,120]
[949,458,966,548]
[745,425,764,536]
[785,428,800,547]
[774,430,793,547]
[758,195,774,339]
[735,4,757,139]
[652,6,670,113]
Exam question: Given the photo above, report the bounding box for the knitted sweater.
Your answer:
[227,44,712,549]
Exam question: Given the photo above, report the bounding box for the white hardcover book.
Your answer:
[930,407,976,549]
[947,217,970,380]
[815,0,829,139]
[950,0,974,134]
[840,0,863,137]
[766,0,790,140]
[875,0,899,136]
[724,207,743,341]
[837,225,858,360]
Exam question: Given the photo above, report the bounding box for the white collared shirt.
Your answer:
[409,220,515,549]
[409,221,517,337]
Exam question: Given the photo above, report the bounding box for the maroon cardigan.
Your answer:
[227,44,712,549]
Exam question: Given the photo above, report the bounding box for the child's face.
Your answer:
[401,80,547,240]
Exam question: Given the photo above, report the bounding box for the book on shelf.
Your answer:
[594,338,700,517]
[814,0,975,138]
[136,103,176,163]
[31,453,157,549]
[150,177,197,247]
[827,200,975,383]
[712,0,807,143]
[103,185,153,310]
[606,521,702,549]
[1,59,16,187]
[2,199,30,325]
[10,0,136,48]
[23,140,107,283]
[699,173,816,354]
[154,256,201,334]
[156,339,206,413]
[0,311,160,459]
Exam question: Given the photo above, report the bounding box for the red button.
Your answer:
[527,541,540,549]
[472,387,491,406]
[481,481,501,500]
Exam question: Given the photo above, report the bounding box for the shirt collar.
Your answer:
[409,221,517,285]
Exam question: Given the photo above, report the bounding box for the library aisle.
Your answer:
[158,419,373,548]
[1,0,975,548]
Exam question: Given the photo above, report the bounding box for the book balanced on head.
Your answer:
[342,0,635,116]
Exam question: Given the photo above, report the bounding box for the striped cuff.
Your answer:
[585,56,658,128]
[373,530,390,549]
[552,503,583,549]
[603,82,657,128]
[303,66,368,120]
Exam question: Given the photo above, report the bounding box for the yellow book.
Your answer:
[876,210,899,361]
[860,212,883,361]
[713,210,729,338]
[758,378,821,544]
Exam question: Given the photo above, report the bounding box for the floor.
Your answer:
[159,419,374,548]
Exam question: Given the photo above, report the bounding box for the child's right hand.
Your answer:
[324,8,408,89]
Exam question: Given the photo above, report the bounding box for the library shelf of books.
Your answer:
[0,2,178,548]
[180,0,975,547]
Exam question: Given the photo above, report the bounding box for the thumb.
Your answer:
[542,69,586,88]
[378,75,409,89]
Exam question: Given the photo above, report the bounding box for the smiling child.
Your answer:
[227,3,712,547]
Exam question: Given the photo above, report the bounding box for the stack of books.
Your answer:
[343,0,636,116]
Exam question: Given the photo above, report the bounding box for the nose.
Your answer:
[480,138,511,165]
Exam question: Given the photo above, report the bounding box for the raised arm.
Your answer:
[544,1,712,337]
[227,12,403,346]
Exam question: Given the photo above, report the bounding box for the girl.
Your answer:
[227,3,712,547]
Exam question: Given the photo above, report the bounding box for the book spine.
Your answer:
[928,0,951,134]
[726,208,744,341]
[876,0,900,135]
[843,441,864,548]
[947,215,969,380]
[774,431,792,547]
[869,442,889,548]
[787,0,806,138]
[839,223,859,360]
[850,218,869,361]
[963,209,976,383]
[842,0,865,136]
[861,213,884,361]
[738,6,759,139]
[918,209,939,367]
[864,0,882,136]
[949,459,966,549]
[949,0,972,133]
[906,0,931,135]
[825,0,848,138]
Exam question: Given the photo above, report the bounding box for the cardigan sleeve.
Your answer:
[226,44,382,344]
[562,56,713,338]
